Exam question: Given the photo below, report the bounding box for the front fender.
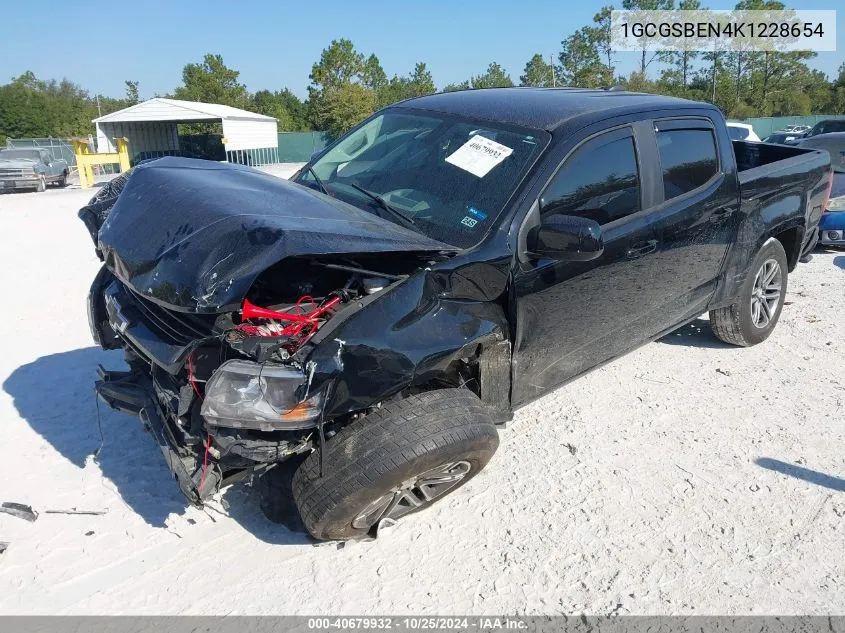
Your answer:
[301,260,511,419]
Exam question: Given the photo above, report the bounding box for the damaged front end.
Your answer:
[84,158,462,504]
[90,254,431,503]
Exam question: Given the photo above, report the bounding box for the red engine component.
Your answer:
[235,294,342,350]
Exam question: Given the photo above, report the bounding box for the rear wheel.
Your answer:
[292,389,499,541]
[57,171,68,187]
[709,238,788,346]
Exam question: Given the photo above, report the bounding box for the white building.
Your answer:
[93,98,279,165]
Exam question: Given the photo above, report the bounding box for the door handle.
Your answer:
[627,239,658,259]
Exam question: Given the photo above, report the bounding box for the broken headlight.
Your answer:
[200,360,322,431]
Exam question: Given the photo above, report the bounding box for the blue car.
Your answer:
[817,172,845,247]
[797,133,845,247]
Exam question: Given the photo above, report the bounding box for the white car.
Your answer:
[726,122,761,142]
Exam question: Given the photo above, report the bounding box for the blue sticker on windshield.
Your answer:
[468,207,488,221]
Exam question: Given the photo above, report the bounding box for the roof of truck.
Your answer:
[397,87,715,132]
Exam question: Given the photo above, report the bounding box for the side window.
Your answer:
[540,135,641,225]
[656,129,718,201]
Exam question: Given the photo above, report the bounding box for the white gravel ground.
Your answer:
[0,180,843,615]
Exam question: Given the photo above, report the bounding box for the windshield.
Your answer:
[295,109,547,249]
[0,149,42,161]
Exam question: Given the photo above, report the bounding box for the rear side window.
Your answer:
[541,135,641,225]
[727,126,749,140]
[657,129,719,200]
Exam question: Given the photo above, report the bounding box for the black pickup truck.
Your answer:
[81,89,832,541]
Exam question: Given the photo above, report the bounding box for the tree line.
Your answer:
[2,3,844,145]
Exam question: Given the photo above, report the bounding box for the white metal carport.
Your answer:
[93,98,279,165]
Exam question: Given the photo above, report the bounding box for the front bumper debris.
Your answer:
[95,367,221,504]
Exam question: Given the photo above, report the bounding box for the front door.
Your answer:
[511,126,665,405]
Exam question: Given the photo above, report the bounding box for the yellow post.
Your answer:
[115,137,131,172]
[71,137,132,189]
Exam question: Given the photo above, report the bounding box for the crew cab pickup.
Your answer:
[81,89,833,541]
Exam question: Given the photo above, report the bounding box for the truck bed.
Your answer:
[733,140,828,184]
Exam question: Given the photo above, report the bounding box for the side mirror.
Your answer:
[527,214,604,261]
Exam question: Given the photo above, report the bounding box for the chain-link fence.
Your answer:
[4,137,89,167]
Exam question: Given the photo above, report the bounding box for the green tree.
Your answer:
[660,0,703,91]
[591,5,616,73]
[173,54,249,108]
[307,39,384,132]
[520,54,556,87]
[309,82,378,136]
[309,39,366,91]
[622,0,675,76]
[470,62,514,88]
[443,81,471,92]
[250,89,310,130]
[362,54,387,91]
[559,28,613,87]
[124,80,140,105]
[377,62,437,106]
[252,89,296,129]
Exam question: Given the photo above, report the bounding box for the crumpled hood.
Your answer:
[98,157,452,313]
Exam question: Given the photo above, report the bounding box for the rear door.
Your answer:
[644,118,739,324]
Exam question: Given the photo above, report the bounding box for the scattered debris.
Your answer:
[0,542,8,554]
[749,483,761,492]
[84,531,95,536]
[0,502,38,522]
[565,443,578,456]
[716,368,732,376]
[45,508,108,516]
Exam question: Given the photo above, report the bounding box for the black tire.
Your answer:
[709,237,788,346]
[292,389,499,541]
[35,176,46,193]
[257,457,308,533]
[58,171,68,187]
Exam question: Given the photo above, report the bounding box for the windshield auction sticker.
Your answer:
[446,136,514,178]
[611,9,836,52]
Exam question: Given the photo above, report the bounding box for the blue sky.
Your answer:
[2,1,841,100]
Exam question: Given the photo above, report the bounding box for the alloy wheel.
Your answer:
[750,258,782,329]
[351,461,472,529]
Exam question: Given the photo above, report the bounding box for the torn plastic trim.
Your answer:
[95,370,219,504]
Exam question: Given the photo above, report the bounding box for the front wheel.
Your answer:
[292,389,499,541]
[709,237,788,346]
[35,176,46,193]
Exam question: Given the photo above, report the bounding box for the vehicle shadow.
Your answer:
[755,457,845,492]
[658,317,734,349]
[3,346,314,543]
[834,255,845,270]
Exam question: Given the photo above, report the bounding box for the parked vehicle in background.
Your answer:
[726,122,761,142]
[0,148,70,192]
[81,89,831,541]
[798,132,845,173]
[782,125,811,135]
[806,119,845,138]
[800,132,845,247]
[763,133,800,145]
